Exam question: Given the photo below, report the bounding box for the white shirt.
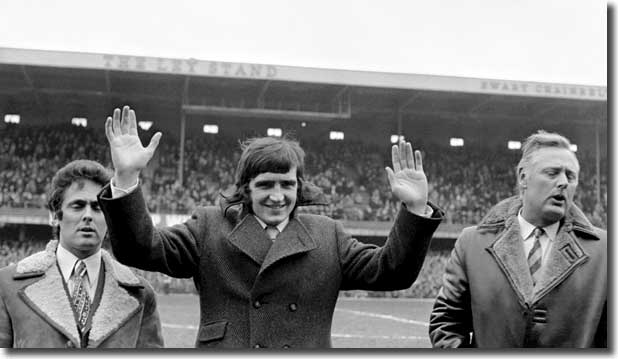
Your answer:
[110,178,139,198]
[517,211,559,267]
[254,215,289,235]
[56,244,101,298]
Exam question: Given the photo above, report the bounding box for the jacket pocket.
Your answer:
[198,320,228,344]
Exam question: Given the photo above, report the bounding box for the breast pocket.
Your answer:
[197,320,228,347]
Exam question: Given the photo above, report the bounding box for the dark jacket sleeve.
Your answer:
[428,230,474,348]
[136,280,164,348]
[337,202,443,291]
[0,271,13,348]
[98,185,200,278]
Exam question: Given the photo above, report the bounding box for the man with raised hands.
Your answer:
[99,105,444,348]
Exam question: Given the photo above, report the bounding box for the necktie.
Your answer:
[527,227,544,286]
[266,226,279,240]
[71,260,91,332]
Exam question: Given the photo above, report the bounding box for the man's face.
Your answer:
[57,179,107,258]
[521,147,579,227]
[248,167,298,226]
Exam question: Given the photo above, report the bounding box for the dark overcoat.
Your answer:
[429,196,606,348]
[99,186,443,348]
[0,240,164,348]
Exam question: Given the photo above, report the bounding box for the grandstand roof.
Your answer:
[0,47,607,129]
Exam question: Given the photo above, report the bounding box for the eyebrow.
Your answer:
[67,199,99,206]
[254,179,297,185]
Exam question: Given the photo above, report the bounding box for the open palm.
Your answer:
[385,141,428,214]
[105,106,161,181]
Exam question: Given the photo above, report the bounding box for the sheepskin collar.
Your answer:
[478,195,599,239]
[480,196,593,305]
[15,240,143,348]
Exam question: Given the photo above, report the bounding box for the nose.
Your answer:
[268,185,285,202]
[82,205,93,222]
[269,191,284,202]
[556,172,568,189]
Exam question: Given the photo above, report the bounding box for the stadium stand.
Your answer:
[0,48,607,298]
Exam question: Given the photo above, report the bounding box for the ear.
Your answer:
[518,169,527,189]
[49,212,59,226]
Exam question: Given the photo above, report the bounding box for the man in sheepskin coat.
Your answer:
[429,131,606,348]
[0,160,163,348]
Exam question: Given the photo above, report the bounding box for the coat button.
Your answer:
[253,300,262,309]
[65,341,75,348]
[289,303,297,312]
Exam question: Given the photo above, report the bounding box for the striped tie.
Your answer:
[71,260,91,332]
[527,227,544,286]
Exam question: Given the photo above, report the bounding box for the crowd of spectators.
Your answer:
[0,124,608,298]
[0,123,607,228]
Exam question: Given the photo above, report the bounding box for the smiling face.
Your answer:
[56,179,107,259]
[520,147,579,227]
[248,167,298,226]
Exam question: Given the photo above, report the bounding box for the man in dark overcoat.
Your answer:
[0,160,163,348]
[429,131,606,348]
[99,105,444,348]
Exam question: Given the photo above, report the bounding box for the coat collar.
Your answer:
[481,196,595,305]
[226,214,317,274]
[15,240,143,348]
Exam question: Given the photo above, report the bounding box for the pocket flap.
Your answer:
[198,320,228,342]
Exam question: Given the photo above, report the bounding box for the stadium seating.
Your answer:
[0,124,607,297]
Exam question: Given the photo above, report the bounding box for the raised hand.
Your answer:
[385,140,429,215]
[104,105,162,188]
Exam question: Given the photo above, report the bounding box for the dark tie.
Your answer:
[527,227,544,286]
[71,260,91,332]
[266,226,279,240]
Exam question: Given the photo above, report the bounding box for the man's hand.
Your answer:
[105,105,162,188]
[385,140,429,216]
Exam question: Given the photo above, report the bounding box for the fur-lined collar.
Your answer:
[15,240,143,347]
[481,196,595,305]
[477,195,600,240]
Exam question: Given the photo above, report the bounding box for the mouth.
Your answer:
[549,194,566,205]
[264,203,287,210]
[78,227,96,234]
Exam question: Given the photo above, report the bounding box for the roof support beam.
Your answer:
[398,93,421,111]
[21,66,40,106]
[257,80,270,108]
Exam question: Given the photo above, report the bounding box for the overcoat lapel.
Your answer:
[486,217,535,305]
[480,195,598,306]
[16,241,81,347]
[227,215,273,266]
[87,251,142,348]
[532,227,588,302]
[19,263,81,347]
[15,240,144,348]
[259,218,317,276]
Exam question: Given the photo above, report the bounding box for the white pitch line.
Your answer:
[335,308,429,327]
[162,324,425,341]
[332,333,426,340]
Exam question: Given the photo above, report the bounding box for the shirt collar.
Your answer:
[254,215,289,233]
[56,243,101,284]
[517,210,560,242]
